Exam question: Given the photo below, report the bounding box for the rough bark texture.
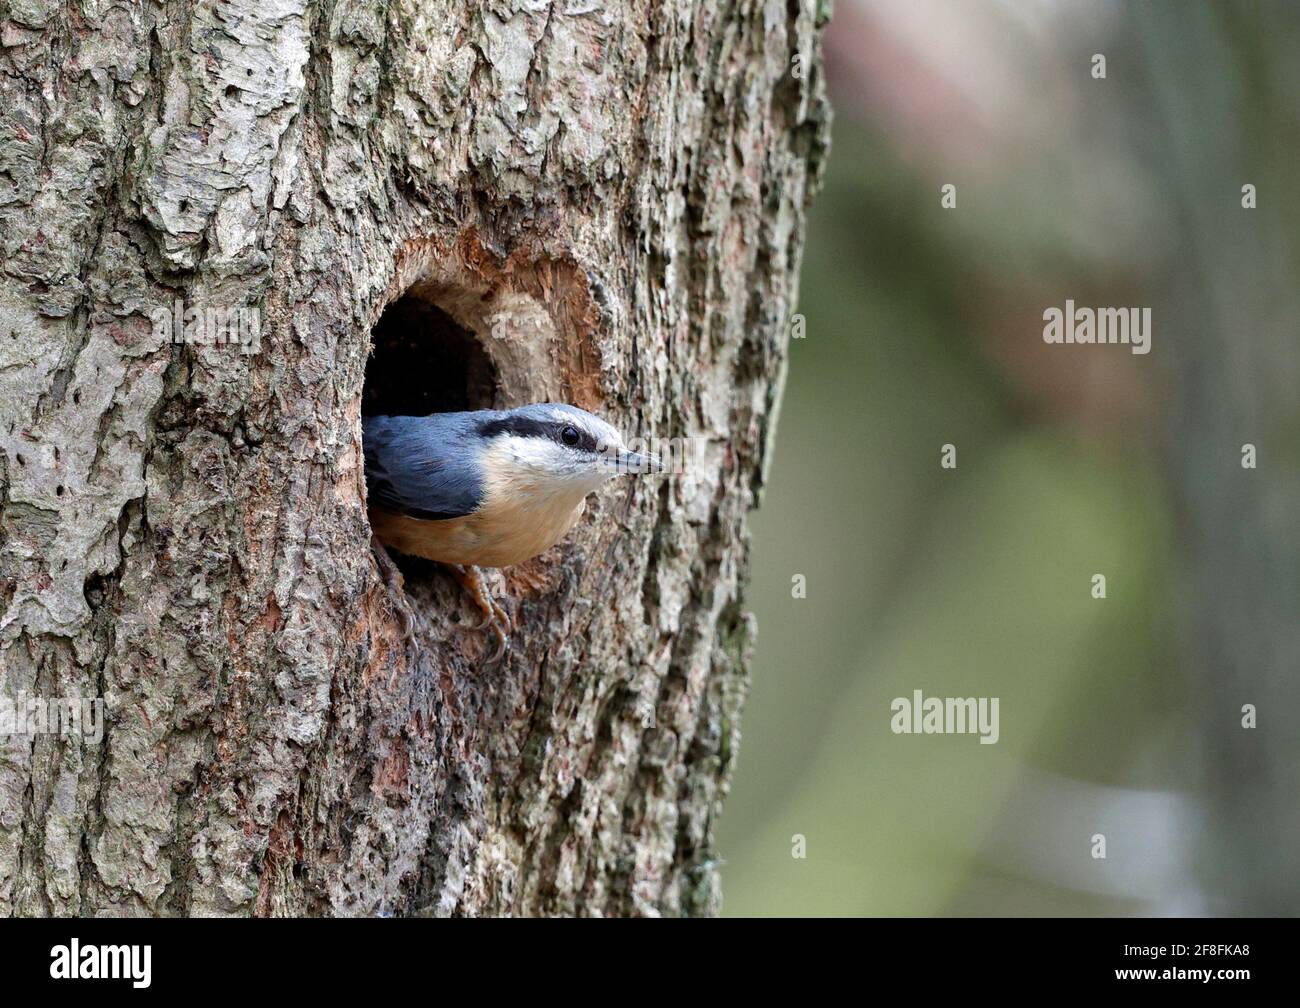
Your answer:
[0,0,829,915]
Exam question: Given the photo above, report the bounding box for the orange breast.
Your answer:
[370,491,589,568]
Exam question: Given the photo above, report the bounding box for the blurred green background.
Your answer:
[718,0,1299,916]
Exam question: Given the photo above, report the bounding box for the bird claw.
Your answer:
[371,544,509,665]
[371,535,406,593]
[484,623,509,666]
[447,564,513,663]
[371,535,412,641]
[466,595,513,634]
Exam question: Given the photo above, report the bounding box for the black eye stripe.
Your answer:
[479,415,598,452]
[479,416,549,441]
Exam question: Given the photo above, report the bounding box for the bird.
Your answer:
[363,403,662,660]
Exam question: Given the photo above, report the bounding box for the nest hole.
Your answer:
[362,289,502,599]
[363,295,497,418]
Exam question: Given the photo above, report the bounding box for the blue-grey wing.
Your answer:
[363,414,486,521]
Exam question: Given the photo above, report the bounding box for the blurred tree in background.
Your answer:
[720,0,1298,916]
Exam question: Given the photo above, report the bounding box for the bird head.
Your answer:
[478,403,662,495]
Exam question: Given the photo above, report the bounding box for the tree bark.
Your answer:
[0,0,829,915]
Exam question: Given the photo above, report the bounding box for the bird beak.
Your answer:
[611,450,662,475]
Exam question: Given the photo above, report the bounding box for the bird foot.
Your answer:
[446,564,512,663]
[371,535,412,638]
[371,534,406,593]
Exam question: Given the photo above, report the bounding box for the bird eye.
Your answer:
[560,425,580,447]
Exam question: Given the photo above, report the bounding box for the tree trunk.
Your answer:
[1133,5,1300,915]
[0,0,829,916]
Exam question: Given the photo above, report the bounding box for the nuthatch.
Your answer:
[363,403,661,657]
